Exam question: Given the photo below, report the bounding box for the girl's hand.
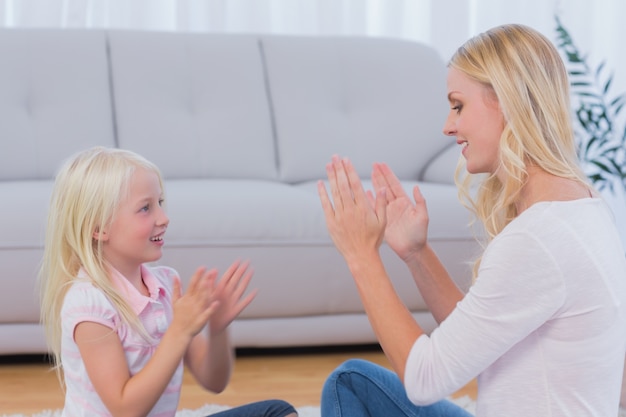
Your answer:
[317,155,387,265]
[209,260,257,335]
[170,267,220,339]
[371,162,429,262]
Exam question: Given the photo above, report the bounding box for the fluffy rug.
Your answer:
[0,397,473,417]
[4,399,626,417]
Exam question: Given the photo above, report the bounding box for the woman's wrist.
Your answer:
[401,243,430,267]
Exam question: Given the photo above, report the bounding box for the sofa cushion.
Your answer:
[157,178,474,320]
[162,179,327,244]
[109,31,278,181]
[0,29,115,180]
[261,35,455,183]
[0,181,53,324]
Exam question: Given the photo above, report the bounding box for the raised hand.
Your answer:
[317,155,388,265]
[371,162,429,262]
[170,268,220,339]
[209,260,257,335]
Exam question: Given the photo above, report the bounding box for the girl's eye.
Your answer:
[452,105,462,114]
[140,205,150,212]
[158,199,165,206]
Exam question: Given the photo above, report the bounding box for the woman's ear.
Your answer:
[93,226,108,241]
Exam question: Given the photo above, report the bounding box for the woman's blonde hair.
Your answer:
[39,146,164,379]
[450,24,592,276]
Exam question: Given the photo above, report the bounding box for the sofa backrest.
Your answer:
[261,35,453,183]
[0,29,452,183]
[0,29,115,180]
[108,31,278,180]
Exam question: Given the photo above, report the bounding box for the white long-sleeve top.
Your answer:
[404,198,626,417]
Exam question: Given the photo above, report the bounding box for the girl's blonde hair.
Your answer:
[39,146,164,378]
[450,24,592,276]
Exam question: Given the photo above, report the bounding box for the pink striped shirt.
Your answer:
[61,264,182,417]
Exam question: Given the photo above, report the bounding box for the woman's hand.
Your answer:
[209,260,257,336]
[371,162,429,262]
[317,155,388,265]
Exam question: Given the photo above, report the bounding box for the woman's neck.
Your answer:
[516,167,591,213]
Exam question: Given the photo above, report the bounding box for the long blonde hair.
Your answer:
[39,146,164,379]
[450,24,592,276]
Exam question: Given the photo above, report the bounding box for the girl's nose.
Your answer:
[158,208,169,227]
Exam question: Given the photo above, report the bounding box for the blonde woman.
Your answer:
[318,24,626,416]
[39,147,297,417]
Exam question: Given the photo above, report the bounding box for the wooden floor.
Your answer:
[0,345,477,414]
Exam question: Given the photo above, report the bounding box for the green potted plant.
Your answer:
[554,16,626,246]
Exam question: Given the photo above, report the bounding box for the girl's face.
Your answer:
[443,67,505,175]
[98,167,169,279]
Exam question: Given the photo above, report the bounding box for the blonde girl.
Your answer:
[317,24,626,417]
[40,147,297,417]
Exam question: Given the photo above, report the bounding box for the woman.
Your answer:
[317,24,626,417]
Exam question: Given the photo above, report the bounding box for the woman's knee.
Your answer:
[323,358,382,394]
[260,399,297,417]
[330,358,377,378]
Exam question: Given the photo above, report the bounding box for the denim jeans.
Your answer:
[321,359,474,417]
[208,399,296,417]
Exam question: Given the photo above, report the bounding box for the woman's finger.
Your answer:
[373,162,404,200]
[332,156,354,208]
[327,159,344,211]
[318,180,335,218]
[343,158,368,206]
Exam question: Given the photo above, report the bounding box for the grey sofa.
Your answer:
[0,28,477,355]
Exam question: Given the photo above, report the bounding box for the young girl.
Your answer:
[39,146,297,417]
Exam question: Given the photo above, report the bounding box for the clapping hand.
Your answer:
[171,268,220,339]
[317,155,388,265]
[371,162,429,262]
[208,260,257,336]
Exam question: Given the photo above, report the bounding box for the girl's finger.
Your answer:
[219,260,248,291]
[171,275,182,303]
[186,266,207,295]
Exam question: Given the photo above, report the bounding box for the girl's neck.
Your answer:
[110,263,149,296]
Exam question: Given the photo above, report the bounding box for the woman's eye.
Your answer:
[452,105,462,114]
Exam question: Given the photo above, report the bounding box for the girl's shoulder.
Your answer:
[61,279,117,320]
[64,278,105,300]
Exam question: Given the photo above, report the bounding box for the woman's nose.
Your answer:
[442,117,456,136]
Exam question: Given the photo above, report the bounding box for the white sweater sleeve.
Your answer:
[403,228,565,405]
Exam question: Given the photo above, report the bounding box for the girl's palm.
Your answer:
[210,260,257,335]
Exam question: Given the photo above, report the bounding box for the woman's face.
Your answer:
[443,67,505,175]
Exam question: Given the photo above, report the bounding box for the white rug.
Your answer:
[0,397,473,417]
[4,399,626,417]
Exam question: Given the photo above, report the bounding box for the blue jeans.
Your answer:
[208,399,296,417]
[321,359,474,417]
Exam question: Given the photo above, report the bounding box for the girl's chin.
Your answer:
[147,249,164,262]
